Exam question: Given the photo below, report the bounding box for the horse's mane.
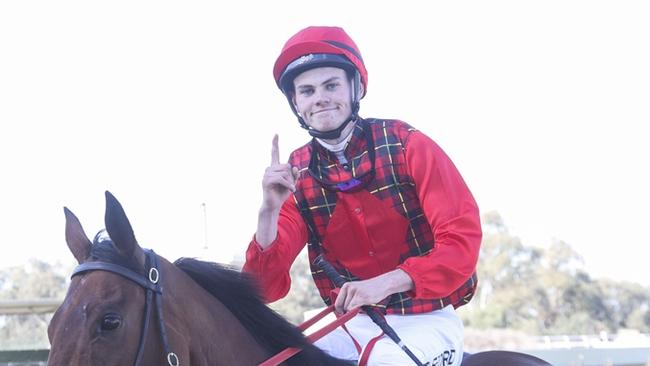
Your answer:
[174,257,352,366]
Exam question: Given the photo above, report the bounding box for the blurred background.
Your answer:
[1,1,649,365]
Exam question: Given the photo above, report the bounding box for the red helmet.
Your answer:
[273,26,368,98]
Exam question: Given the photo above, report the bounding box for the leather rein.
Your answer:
[71,249,179,366]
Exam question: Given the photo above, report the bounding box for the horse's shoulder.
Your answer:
[462,350,553,366]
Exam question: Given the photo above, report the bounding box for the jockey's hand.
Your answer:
[261,134,299,212]
[334,269,414,314]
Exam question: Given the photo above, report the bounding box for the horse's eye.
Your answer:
[101,313,122,331]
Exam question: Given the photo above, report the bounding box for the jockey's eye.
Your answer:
[325,82,339,90]
[101,313,122,331]
[298,87,314,96]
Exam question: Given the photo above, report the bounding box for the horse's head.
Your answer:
[48,191,173,366]
[48,192,352,366]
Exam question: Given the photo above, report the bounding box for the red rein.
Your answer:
[258,304,361,366]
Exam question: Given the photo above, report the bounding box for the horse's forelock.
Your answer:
[89,230,143,274]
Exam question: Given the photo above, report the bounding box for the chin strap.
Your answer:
[303,112,357,139]
[292,94,360,139]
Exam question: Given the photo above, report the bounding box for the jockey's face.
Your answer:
[292,67,354,136]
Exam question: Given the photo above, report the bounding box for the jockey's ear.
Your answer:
[104,191,145,266]
[64,207,91,264]
[291,94,301,117]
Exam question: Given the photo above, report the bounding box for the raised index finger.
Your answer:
[271,134,280,165]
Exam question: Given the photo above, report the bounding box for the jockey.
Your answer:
[243,26,482,366]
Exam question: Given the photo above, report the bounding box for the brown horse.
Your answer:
[48,191,552,366]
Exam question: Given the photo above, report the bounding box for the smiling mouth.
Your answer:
[312,108,337,115]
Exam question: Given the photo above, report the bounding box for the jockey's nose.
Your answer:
[315,89,331,106]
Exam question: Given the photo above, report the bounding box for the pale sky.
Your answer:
[1,1,648,286]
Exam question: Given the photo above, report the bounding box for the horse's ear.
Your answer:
[64,207,91,264]
[104,191,143,262]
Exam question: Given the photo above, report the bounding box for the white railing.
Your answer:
[530,331,650,350]
[0,299,61,315]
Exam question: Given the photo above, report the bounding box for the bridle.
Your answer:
[71,249,179,366]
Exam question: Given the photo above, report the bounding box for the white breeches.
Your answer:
[314,305,464,366]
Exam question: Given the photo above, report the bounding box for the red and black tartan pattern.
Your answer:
[290,118,477,314]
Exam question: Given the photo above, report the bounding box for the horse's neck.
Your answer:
[163,264,271,365]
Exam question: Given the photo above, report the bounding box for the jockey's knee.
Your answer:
[364,340,462,366]
[364,340,426,366]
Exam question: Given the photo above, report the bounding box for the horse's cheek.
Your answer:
[47,336,88,366]
[48,315,89,364]
[165,323,192,365]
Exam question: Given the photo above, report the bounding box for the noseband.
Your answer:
[72,249,179,366]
